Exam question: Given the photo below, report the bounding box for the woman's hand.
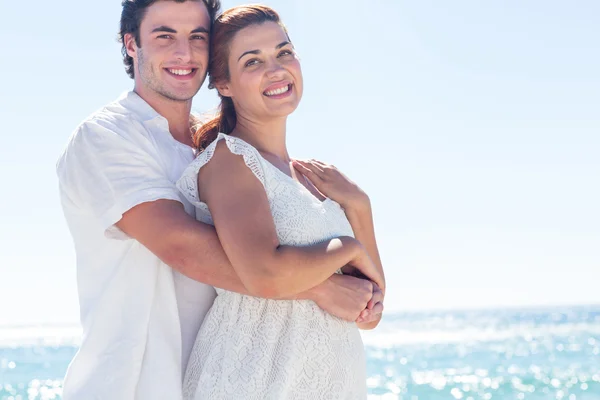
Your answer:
[346,243,385,297]
[292,159,370,212]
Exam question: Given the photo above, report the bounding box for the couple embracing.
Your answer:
[57,1,385,399]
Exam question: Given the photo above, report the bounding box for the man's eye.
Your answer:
[157,35,172,40]
[191,35,206,41]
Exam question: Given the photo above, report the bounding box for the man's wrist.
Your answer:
[296,278,329,303]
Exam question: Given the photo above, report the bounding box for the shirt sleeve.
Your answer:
[57,117,183,239]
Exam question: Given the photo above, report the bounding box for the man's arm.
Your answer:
[117,199,247,293]
[116,199,375,322]
[60,120,374,320]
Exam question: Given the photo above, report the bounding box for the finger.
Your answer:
[371,302,384,315]
[296,160,325,179]
[311,160,342,179]
[370,288,384,307]
[367,297,376,310]
[356,309,370,323]
[360,305,383,323]
[358,311,373,323]
[292,161,323,183]
[293,161,329,198]
[304,160,325,174]
[293,160,322,175]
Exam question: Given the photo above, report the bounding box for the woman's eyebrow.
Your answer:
[238,41,292,62]
[238,49,260,61]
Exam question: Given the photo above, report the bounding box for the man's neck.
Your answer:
[134,86,195,148]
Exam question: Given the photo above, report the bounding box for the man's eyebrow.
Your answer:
[191,26,209,34]
[151,26,177,34]
[238,41,293,62]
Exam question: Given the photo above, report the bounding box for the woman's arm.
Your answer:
[198,142,383,299]
[292,160,386,330]
[343,200,385,329]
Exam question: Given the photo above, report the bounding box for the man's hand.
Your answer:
[307,274,375,322]
[340,265,384,324]
[357,283,384,324]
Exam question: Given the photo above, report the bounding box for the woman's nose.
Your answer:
[265,58,285,78]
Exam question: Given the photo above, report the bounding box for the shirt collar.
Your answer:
[117,91,164,122]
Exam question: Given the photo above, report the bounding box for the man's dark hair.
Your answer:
[119,0,221,79]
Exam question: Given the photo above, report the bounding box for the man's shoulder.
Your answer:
[67,93,152,145]
[77,95,146,137]
[56,93,150,172]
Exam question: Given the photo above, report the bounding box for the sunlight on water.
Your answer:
[1,305,599,399]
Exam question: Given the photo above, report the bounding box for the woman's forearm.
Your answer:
[244,236,364,299]
[344,201,385,292]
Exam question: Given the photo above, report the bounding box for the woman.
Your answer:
[176,5,385,399]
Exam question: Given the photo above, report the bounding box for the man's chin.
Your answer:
[159,89,200,103]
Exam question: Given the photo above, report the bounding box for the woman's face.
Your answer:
[217,21,303,121]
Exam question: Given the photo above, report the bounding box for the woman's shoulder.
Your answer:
[196,133,267,187]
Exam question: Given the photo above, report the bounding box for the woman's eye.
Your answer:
[278,50,293,57]
[245,59,260,67]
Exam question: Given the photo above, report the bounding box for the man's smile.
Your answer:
[165,67,198,80]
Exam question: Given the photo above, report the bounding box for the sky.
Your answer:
[0,0,599,326]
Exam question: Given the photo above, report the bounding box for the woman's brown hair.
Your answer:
[192,5,289,151]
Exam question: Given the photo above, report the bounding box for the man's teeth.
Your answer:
[265,85,290,96]
[168,69,193,76]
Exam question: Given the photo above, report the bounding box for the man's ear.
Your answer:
[215,81,233,98]
[124,33,138,60]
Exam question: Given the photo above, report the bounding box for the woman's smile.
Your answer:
[263,82,293,98]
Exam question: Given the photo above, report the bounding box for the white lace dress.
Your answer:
[176,133,367,400]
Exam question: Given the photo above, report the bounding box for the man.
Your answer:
[56,0,383,398]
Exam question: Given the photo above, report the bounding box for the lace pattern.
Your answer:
[177,133,367,399]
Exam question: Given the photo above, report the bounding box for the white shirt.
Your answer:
[56,91,216,400]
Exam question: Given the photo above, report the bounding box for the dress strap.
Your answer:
[176,133,267,207]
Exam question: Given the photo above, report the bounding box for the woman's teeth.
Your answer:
[168,69,193,76]
[265,85,290,96]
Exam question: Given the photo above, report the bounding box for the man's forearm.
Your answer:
[167,218,376,323]
[162,218,251,294]
[118,200,345,302]
[164,218,325,301]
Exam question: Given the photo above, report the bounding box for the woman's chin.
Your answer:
[267,102,301,118]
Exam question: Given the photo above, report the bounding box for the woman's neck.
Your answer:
[231,114,290,162]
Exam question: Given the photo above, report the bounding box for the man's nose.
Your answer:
[174,39,192,63]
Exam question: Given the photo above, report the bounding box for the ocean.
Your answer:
[1,304,599,399]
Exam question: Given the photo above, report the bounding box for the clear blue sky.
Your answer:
[1,0,599,325]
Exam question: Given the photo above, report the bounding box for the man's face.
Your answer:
[125,0,211,102]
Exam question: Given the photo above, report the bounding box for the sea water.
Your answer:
[1,305,599,399]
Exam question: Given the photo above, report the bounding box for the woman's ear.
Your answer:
[215,81,233,98]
